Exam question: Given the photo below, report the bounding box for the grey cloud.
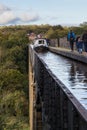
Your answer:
[0,4,11,14]
[6,14,40,25]
[19,13,40,22]
[0,4,40,25]
[0,11,16,25]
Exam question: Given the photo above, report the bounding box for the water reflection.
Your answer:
[38,52,87,109]
[69,61,87,88]
[69,62,76,84]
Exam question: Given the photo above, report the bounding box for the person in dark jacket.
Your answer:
[76,36,83,54]
[67,30,75,51]
[82,30,87,52]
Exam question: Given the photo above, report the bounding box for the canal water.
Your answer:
[38,51,87,109]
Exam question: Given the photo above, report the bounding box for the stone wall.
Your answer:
[59,37,70,49]
[49,37,76,50]
[49,39,59,47]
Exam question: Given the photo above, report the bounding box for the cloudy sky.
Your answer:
[0,0,87,26]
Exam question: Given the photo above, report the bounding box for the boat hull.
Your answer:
[34,45,48,52]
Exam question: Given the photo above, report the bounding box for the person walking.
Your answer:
[76,36,83,54]
[67,30,75,51]
[82,30,87,52]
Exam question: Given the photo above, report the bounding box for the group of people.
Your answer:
[67,30,87,54]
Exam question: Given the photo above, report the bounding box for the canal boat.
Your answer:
[33,38,48,52]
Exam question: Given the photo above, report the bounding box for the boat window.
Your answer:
[39,40,44,44]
